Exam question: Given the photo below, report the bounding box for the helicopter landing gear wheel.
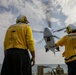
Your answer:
[45,48,49,52]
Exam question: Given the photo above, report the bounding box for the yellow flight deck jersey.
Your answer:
[56,33,76,63]
[4,23,35,52]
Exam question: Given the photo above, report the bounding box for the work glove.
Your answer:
[62,51,65,57]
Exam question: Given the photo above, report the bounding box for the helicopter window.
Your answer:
[47,37,51,41]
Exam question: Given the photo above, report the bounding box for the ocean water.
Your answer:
[32,64,68,73]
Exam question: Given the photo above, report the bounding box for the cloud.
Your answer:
[51,18,61,26]
[54,0,76,25]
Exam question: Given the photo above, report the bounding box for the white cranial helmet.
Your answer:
[66,24,76,33]
[16,15,29,24]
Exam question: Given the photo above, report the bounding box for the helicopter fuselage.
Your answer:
[44,27,59,53]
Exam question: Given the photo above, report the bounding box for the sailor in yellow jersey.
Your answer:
[1,15,35,75]
[51,24,76,75]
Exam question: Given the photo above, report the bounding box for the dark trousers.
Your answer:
[1,48,32,75]
[66,60,76,75]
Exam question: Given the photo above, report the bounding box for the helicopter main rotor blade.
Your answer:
[36,38,44,44]
[53,35,60,39]
[45,13,52,28]
[32,30,43,33]
[53,27,66,32]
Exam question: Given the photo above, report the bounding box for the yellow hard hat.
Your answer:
[66,24,76,33]
[16,15,29,24]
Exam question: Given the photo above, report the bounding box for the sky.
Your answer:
[0,0,76,64]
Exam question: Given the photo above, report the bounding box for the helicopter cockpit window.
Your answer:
[47,37,51,41]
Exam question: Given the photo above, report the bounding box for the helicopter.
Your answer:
[43,26,66,54]
[33,12,66,55]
